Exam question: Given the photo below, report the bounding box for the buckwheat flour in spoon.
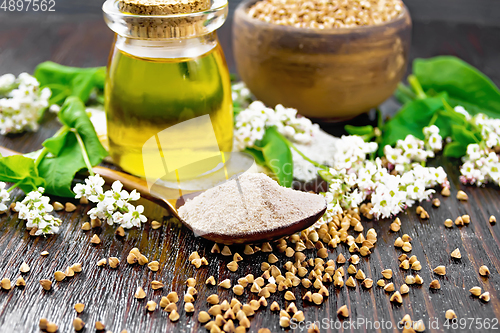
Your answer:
[178,172,326,237]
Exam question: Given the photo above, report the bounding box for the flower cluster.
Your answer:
[234,101,319,150]
[470,112,500,149]
[14,187,61,235]
[424,125,443,152]
[317,130,448,222]
[0,182,10,212]
[231,82,253,109]
[452,107,500,187]
[384,126,442,173]
[0,73,51,135]
[331,135,378,169]
[460,144,500,186]
[319,157,448,220]
[73,174,147,228]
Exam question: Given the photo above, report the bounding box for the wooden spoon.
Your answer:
[0,146,326,244]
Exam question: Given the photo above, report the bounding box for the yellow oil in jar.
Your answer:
[105,43,233,179]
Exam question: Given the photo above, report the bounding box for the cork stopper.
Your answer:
[115,0,214,38]
[118,0,211,15]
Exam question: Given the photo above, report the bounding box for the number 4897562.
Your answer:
[1,0,56,11]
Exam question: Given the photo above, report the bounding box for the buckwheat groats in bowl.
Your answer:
[248,0,404,29]
[233,0,412,120]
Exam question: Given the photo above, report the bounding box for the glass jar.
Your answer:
[102,0,233,181]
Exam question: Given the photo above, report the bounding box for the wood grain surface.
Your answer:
[0,3,500,333]
[0,134,499,333]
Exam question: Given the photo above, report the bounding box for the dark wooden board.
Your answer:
[0,141,499,333]
[1,4,500,333]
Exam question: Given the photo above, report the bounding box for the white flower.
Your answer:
[370,186,403,219]
[15,187,61,235]
[384,145,409,166]
[460,142,500,187]
[77,174,106,202]
[317,146,448,221]
[0,73,51,135]
[231,81,253,108]
[0,182,10,212]
[427,133,443,151]
[73,183,87,199]
[454,106,471,120]
[122,204,147,228]
[129,189,140,201]
[466,144,481,161]
[73,175,147,228]
[423,125,440,136]
[112,211,124,224]
[470,112,500,149]
[234,101,318,150]
[87,174,105,189]
[49,104,61,113]
[332,135,377,169]
[0,73,16,89]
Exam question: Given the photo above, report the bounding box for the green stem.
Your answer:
[408,75,427,99]
[396,83,417,101]
[428,112,439,127]
[34,148,48,168]
[7,181,20,193]
[71,129,94,176]
[376,108,384,130]
[441,98,456,114]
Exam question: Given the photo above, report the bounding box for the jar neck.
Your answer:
[115,32,219,59]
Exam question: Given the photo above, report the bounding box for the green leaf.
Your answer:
[56,97,108,165]
[451,125,479,146]
[42,128,70,156]
[414,56,500,117]
[378,95,446,155]
[0,155,46,193]
[446,97,500,118]
[38,135,85,197]
[38,97,108,197]
[256,127,293,187]
[433,110,466,138]
[243,148,266,166]
[443,141,466,158]
[34,61,106,105]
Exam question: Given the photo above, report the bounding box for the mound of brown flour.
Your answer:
[178,172,326,236]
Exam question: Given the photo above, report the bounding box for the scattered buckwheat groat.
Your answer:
[445,309,457,320]
[457,190,468,201]
[479,265,490,276]
[73,318,85,331]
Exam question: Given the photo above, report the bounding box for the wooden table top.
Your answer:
[1,6,500,333]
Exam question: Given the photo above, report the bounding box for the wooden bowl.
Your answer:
[233,0,412,120]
